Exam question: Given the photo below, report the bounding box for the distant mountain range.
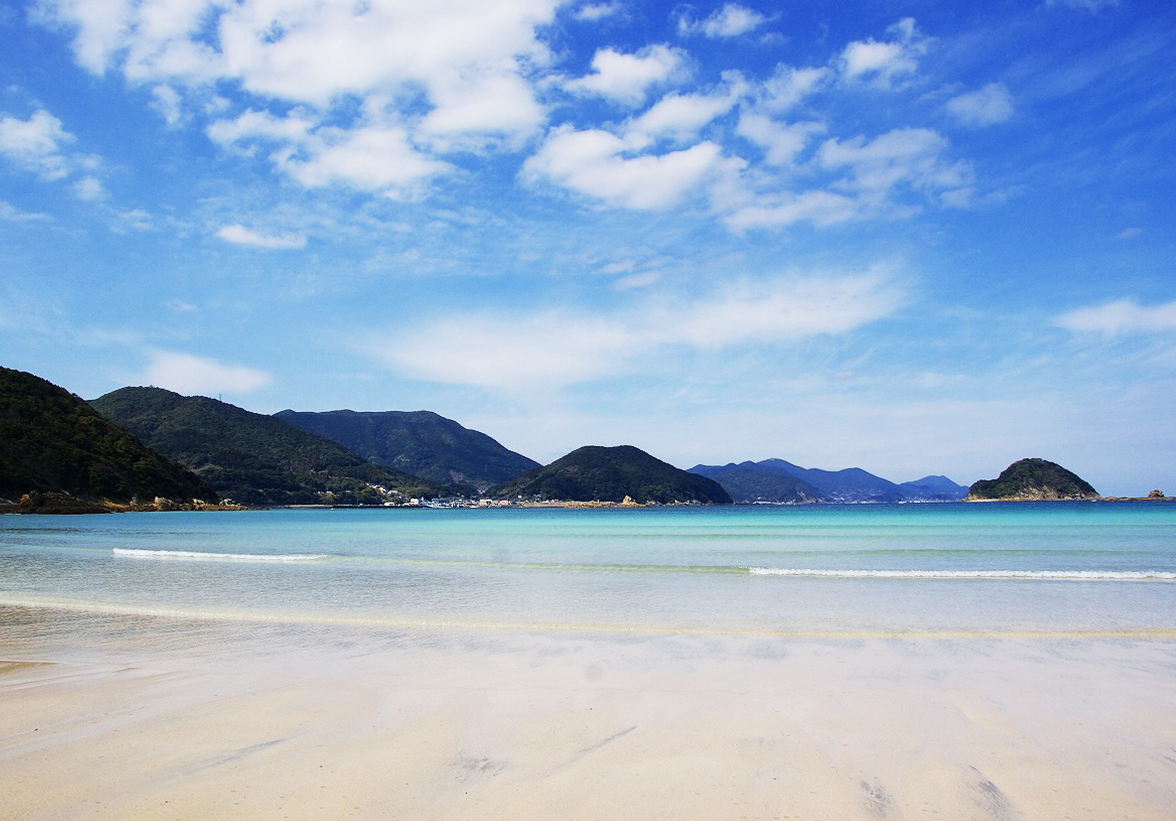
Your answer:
[274,409,539,493]
[5,365,1107,511]
[688,458,969,503]
[91,387,440,506]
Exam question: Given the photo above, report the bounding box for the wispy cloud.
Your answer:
[523,126,733,209]
[0,200,51,222]
[1056,298,1176,336]
[216,224,307,250]
[0,109,76,179]
[727,127,970,229]
[573,3,622,22]
[839,18,928,89]
[141,350,273,396]
[678,4,774,38]
[367,269,905,391]
[946,83,1014,126]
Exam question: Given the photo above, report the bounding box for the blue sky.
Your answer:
[2,0,1174,494]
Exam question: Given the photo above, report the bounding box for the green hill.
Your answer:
[966,458,1099,501]
[273,409,539,492]
[0,367,216,512]
[492,445,733,505]
[90,387,439,506]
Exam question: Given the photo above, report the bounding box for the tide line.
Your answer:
[3,597,1175,641]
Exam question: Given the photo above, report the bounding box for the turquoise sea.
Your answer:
[2,502,1174,640]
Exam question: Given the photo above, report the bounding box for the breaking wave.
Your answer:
[113,548,325,563]
[747,568,1176,580]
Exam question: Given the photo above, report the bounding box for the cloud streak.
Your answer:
[1056,299,1176,336]
[369,269,905,391]
[216,224,308,250]
[141,350,273,396]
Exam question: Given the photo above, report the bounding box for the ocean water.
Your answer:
[2,502,1174,642]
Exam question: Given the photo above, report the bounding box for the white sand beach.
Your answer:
[2,616,1174,821]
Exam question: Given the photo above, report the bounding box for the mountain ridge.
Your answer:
[689,458,969,503]
[274,408,539,493]
[492,445,733,505]
[90,387,439,506]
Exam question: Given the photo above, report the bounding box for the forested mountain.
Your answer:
[966,458,1099,501]
[492,445,732,505]
[274,409,539,492]
[0,368,215,512]
[90,387,439,506]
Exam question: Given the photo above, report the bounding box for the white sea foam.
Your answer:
[113,548,325,563]
[747,567,1176,580]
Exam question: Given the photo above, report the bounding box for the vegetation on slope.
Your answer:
[0,368,215,511]
[966,458,1099,501]
[492,445,732,504]
[91,387,439,506]
[274,409,539,492]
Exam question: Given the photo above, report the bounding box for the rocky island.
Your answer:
[966,458,1099,501]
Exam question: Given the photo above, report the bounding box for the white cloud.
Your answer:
[736,112,824,166]
[150,84,184,126]
[37,0,560,172]
[573,2,622,21]
[209,109,452,195]
[369,269,904,391]
[523,126,731,210]
[1046,0,1121,10]
[818,127,968,197]
[216,224,307,250]
[946,83,1013,126]
[1115,227,1143,240]
[1056,299,1176,336]
[565,45,688,106]
[758,65,828,113]
[207,109,315,146]
[725,189,860,230]
[31,0,137,74]
[279,124,452,196]
[0,109,75,179]
[724,127,970,230]
[624,84,744,147]
[0,200,51,222]
[113,208,152,232]
[74,176,105,200]
[679,4,773,38]
[141,350,273,395]
[839,18,926,88]
[418,71,546,150]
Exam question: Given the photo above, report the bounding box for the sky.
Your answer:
[1,0,1174,495]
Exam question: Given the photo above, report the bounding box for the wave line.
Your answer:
[747,567,1176,580]
[113,548,325,563]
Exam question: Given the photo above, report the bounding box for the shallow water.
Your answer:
[2,503,1173,638]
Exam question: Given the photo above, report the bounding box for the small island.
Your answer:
[965,458,1099,501]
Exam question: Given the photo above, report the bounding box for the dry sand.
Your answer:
[2,619,1175,820]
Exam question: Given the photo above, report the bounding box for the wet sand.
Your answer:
[2,615,1175,820]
